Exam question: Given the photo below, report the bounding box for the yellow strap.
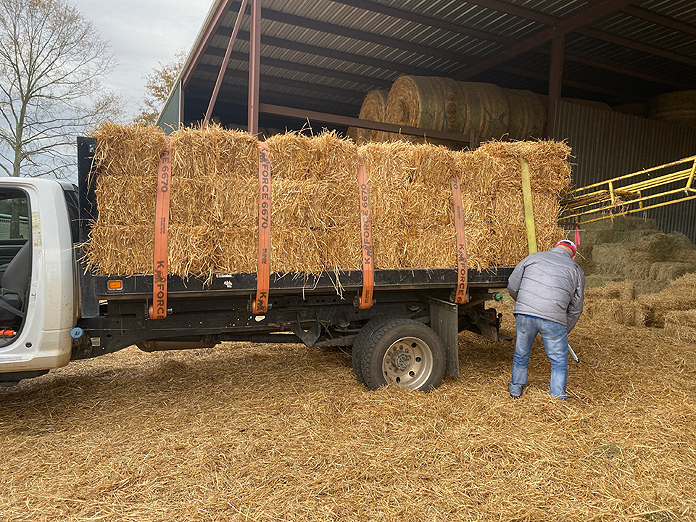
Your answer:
[520,159,537,254]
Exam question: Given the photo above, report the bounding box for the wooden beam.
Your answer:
[225,29,436,76]
[560,53,691,90]
[248,0,261,134]
[205,44,393,89]
[216,31,648,98]
[326,0,510,45]
[463,0,696,71]
[495,65,639,100]
[461,0,555,25]
[455,0,640,81]
[622,6,696,38]
[259,103,471,142]
[583,0,696,38]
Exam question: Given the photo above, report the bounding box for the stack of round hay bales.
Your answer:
[380,76,547,145]
[346,90,388,145]
[648,90,696,128]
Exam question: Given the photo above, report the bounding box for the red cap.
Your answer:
[556,240,577,255]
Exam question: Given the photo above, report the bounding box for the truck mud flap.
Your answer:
[426,298,459,378]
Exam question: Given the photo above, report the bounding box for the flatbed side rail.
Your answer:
[88,267,513,301]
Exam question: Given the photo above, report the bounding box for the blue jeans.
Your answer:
[509,314,569,399]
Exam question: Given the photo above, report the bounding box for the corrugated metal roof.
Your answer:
[175,0,696,123]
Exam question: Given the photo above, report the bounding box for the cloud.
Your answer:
[71,0,210,117]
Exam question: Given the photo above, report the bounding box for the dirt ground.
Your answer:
[1,295,694,521]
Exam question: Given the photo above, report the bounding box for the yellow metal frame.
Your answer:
[561,155,696,225]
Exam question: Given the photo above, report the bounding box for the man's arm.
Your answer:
[566,269,585,333]
[507,260,526,301]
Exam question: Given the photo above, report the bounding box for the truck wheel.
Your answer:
[351,316,389,384]
[360,318,445,392]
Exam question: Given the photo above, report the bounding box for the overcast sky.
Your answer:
[71,0,213,120]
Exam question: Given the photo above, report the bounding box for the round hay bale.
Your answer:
[457,82,509,139]
[357,89,389,143]
[502,88,547,139]
[613,103,647,118]
[384,76,458,135]
[648,90,696,128]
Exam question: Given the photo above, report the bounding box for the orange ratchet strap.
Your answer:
[356,155,374,309]
[450,174,468,305]
[253,142,271,314]
[149,141,172,320]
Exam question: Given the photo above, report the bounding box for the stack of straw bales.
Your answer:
[638,272,696,329]
[583,281,648,327]
[584,273,696,337]
[84,123,570,278]
[456,140,569,266]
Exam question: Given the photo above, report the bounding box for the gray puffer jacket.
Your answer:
[507,247,585,332]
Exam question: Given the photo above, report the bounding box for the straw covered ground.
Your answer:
[1,295,694,521]
[84,124,570,277]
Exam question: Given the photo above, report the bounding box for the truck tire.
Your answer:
[351,316,389,384]
[360,318,445,392]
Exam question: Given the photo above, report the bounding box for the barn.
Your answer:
[159,0,696,242]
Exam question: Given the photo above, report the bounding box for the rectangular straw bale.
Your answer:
[488,191,565,266]
[458,140,572,196]
[583,298,648,327]
[360,141,460,269]
[86,224,153,276]
[585,280,636,301]
[664,310,696,343]
[90,122,169,178]
[169,126,259,229]
[266,132,361,273]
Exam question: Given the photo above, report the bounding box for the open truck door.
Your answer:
[0,178,78,385]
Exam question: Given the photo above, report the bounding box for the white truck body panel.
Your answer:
[0,178,75,372]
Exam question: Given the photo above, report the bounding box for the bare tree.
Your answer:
[0,0,123,178]
[134,51,186,127]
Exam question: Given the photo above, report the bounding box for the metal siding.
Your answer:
[550,101,696,243]
[158,81,182,135]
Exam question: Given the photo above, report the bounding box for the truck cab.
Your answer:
[0,178,79,384]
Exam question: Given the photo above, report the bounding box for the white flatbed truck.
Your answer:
[0,138,511,391]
